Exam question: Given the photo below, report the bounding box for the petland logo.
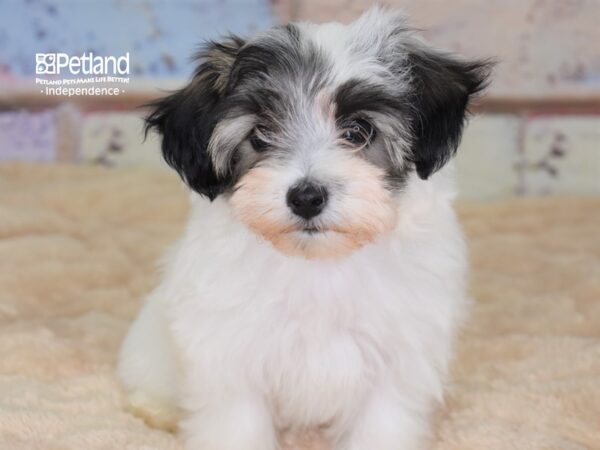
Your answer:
[35,52,130,97]
[36,52,130,75]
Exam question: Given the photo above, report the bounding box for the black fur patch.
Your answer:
[144,36,246,200]
[333,79,408,121]
[406,49,492,179]
[333,78,412,189]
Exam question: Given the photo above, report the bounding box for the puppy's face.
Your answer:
[146,9,491,259]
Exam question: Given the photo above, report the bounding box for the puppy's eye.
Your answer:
[340,119,376,147]
[249,128,269,152]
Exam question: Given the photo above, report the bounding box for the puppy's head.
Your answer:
[146,8,491,259]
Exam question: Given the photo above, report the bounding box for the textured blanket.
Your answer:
[0,163,598,450]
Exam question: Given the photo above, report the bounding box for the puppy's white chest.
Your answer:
[169,207,464,433]
[264,310,371,428]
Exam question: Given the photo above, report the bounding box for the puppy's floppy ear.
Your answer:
[145,35,245,200]
[407,44,492,179]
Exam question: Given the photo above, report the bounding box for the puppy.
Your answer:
[118,7,491,450]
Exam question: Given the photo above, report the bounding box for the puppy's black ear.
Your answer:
[145,36,245,200]
[407,45,492,179]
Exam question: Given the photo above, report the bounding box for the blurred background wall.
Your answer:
[1,0,599,200]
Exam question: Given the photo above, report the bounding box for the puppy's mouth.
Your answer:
[295,223,332,235]
[301,226,323,235]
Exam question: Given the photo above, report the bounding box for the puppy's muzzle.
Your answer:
[286,180,328,220]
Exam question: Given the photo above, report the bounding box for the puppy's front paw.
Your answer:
[181,397,278,450]
[127,389,180,432]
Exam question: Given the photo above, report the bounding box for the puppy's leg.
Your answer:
[180,390,277,450]
[118,293,180,431]
[332,387,429,450]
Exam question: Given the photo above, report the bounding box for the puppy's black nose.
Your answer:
[286,181,328,220]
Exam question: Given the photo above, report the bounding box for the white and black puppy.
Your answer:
[118,8,491,450]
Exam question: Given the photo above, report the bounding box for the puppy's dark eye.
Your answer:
[340,119,376,147]
[249,128,269,152]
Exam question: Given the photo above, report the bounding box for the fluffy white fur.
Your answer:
[118,165,467,449]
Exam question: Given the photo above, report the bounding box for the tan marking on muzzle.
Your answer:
[230,155,397,260]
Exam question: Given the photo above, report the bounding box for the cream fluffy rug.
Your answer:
[0,162,598,450]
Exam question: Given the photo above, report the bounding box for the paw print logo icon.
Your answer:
[36,53,56,74]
